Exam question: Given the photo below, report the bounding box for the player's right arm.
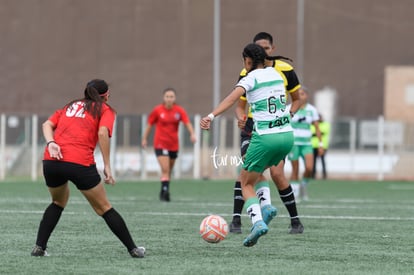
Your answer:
[141,107,157,148]
[141,124,152,148]
[43,110,63,160]
[98,125,115,185]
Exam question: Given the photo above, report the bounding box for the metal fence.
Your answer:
[1,113,413,181]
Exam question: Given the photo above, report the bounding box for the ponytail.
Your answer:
[266,55,293,62]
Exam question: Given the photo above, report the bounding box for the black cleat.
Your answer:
[129,247,146,258]
[229,221,242,234]
[31,245,49,256]
[160,190,170,202]
[289,219,304,234]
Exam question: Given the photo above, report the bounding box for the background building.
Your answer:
[0,0,413,120]
[1,0,413,180]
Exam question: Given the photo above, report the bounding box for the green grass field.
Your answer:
[0,178,413,275]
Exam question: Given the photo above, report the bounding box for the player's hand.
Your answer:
[103,165,115,185]
[238,115,247,129]
[141,139,147,149]
[48,142,63,160]
[318,147,325,156]
[190,134,197,143]
[200,117,212,130]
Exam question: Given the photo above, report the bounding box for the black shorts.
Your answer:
[154,148,178,159]
[240,118,254,156]
[43,160,101,190]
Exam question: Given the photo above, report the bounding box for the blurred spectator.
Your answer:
[311,115,331,179]
[288,87,323,201]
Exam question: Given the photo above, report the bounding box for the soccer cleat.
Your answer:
[243,220,268,247]
[31,245,49,256]
[261,205,277,225]
[229,221,242,234]
[289,219,304,234]
[159,190,170,202]
[129,246,146,258]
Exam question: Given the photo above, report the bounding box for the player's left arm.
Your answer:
[98,109,116,185]
[289,90,301,115]
[281,69,301,94]
[180,108,197,143]
[184,122,197,144]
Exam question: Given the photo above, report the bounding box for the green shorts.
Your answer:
[288,144,313,161]
[242,131,294,173]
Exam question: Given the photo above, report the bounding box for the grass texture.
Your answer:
[0,178,413,274]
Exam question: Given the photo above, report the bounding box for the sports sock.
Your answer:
[254,180,271,207]
[290,181,300,198]
[301,177,310,199]
[278,185,299,220]
[245,197,263,225]
[35,202,64,250]
[232,181,244,223]
[102,208,136,251]
[161,180,170,192]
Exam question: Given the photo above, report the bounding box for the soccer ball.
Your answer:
[199,215,229,243]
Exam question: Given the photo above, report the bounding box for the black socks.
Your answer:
[35,203,64,250]
[278,185,299,220]
[232,181,244,223]
[102,208,136,251]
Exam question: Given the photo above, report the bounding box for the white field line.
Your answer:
[2,197,414,205]
[1,209,413,221]
[1,196,413,220]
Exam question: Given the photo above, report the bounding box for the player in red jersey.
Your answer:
[142,87,196,201]
[31,79,145,258]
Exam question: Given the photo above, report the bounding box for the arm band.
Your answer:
[207,113,215,121]
[46,141,56,146]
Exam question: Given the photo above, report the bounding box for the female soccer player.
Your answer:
[142,88,196,201]
[230,32,304,235]
[31,79,145,258]
[288,87,324,200]
[200,43,301,247]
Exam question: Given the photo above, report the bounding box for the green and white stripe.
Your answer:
[237,67,292,135]
[290,103,319,145]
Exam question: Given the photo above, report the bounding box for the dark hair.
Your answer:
[252,31,292,62]
[163,87,176,94]
[66,79,112,119]
[242,43,267,71]
[243,43,291,72]
[253,32,274,44]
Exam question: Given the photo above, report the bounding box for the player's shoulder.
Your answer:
[275,60,294,71]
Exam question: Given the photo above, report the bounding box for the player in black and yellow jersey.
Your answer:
[230,32,304,234]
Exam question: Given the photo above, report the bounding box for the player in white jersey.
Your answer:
[230,32,303,235]
[288,87,323,200]
[200,43,300,247]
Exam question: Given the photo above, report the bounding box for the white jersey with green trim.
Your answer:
[290,103,319,145]
[236,67,292,135]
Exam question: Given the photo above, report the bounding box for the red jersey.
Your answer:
[148,104,190,151]
[43,101,115,166]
